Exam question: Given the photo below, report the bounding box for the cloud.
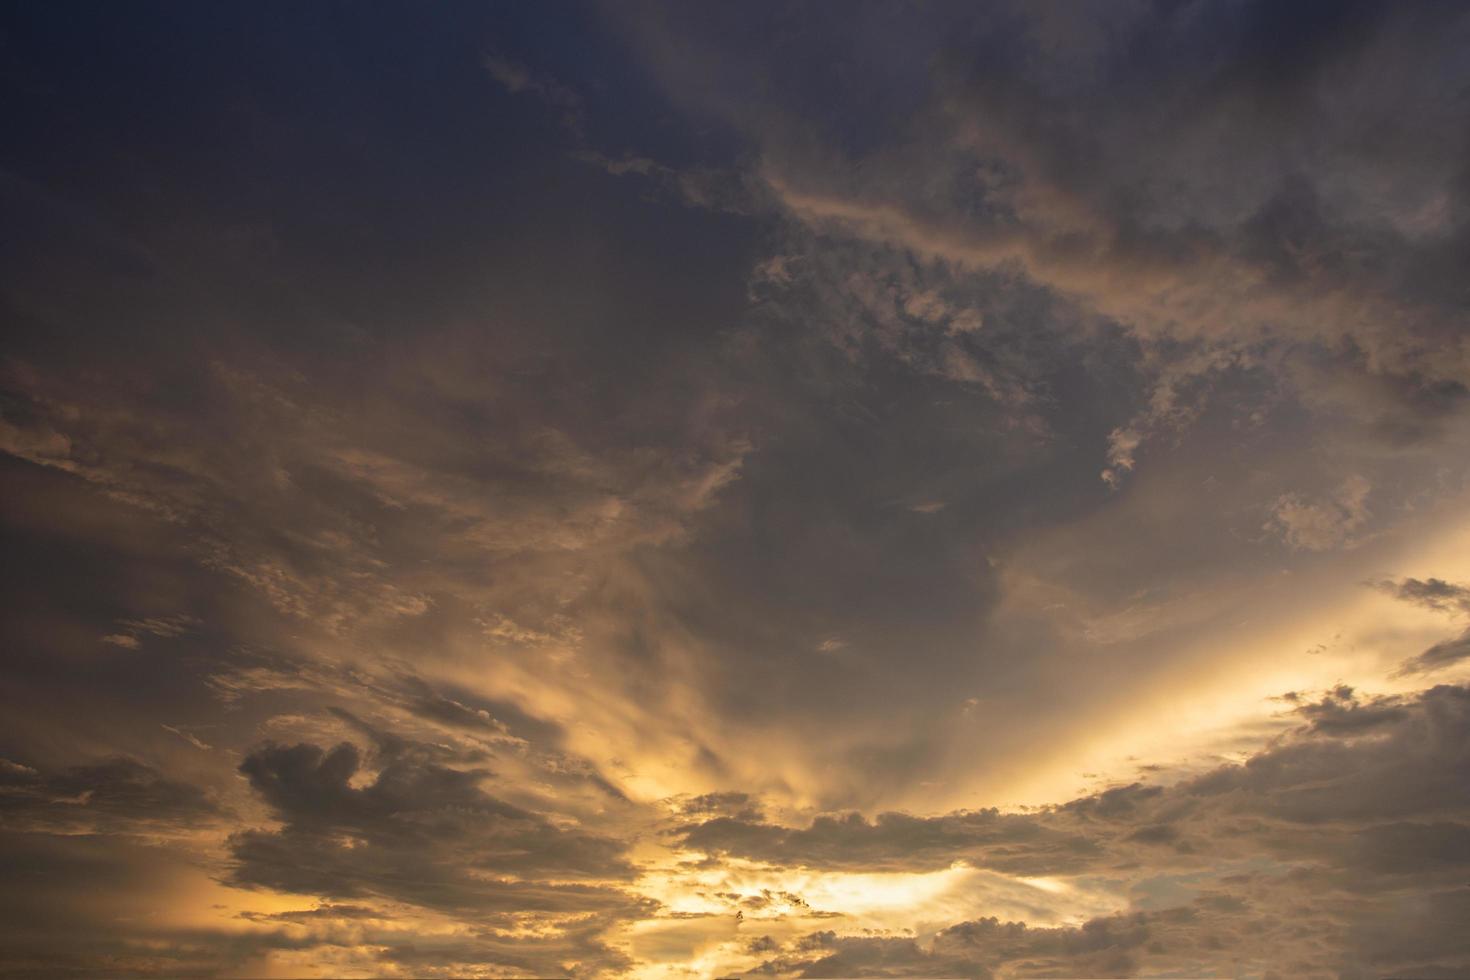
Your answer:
[160,723,212,751]
[484,53,584,133]
[1396,630,1470,677]
[229,740,643,913]
[1100,426,1143,489]
[747,909,1164,979]
[221,734,654,977]
[678,808,1101,877]
[1377,576,1470,615]
[676,684,1470,976]
[1289,684,1409,734]
[98,614,199,650]
[635,0,1470,496]
[0,825,638,979]
[1266,474,1372,551]
[6,4,1470,976]
[682,683,1470,872]
[0,756,224,836]
[1375,577,1470,675]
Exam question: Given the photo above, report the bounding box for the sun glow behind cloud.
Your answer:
[979,494,1470,809]
[622,853,1128,976]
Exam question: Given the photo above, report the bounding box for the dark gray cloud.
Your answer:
[677,684,1470,976]
[1374,576,1470,675]
[1398,630,1470,676]
[746,909,1162,979]
[1377,576,1470,614]
[229,739,642,910]
[1286,684,1410,734]
[218,733,655,977]
[0,756,223,835]
[621,0,1470,523]
[0,826,638,980]
[681,684,1470,866]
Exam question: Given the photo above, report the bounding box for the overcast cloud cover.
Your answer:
[3,2,1470,977]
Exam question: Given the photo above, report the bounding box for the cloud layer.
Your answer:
[3,1,1470,976]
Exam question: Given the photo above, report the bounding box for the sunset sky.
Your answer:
[4,3,1470,977]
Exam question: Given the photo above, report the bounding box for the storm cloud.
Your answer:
[4,1,1470,976]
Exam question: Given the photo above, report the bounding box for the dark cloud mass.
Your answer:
[3,1,1470,976]
[0,756,224,834]
[686,685,1470,976]
[229,739,639,906]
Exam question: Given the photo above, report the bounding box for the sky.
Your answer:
[3,2,1470,977]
